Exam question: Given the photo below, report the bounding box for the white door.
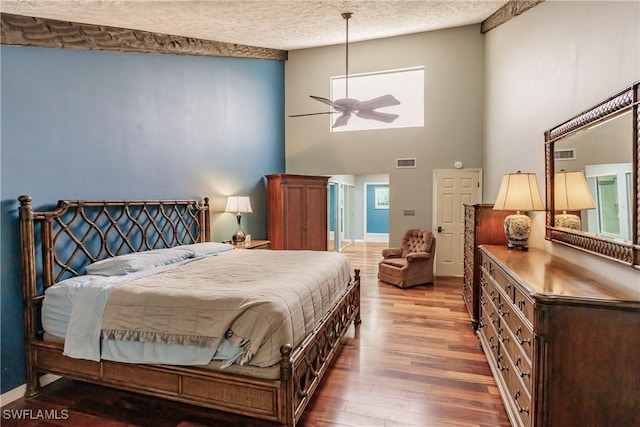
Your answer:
[433,169,481,276]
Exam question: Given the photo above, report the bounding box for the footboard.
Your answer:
[285,269,361,426]
[24,271,360,426]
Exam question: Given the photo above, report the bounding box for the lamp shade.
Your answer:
[554,170,595,211]
[493,171,545,211]
[225,196,253,214]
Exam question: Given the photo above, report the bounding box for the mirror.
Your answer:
[545,81,639,269]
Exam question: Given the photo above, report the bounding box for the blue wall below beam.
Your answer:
[0,46,285,393]
[366,184,389,233]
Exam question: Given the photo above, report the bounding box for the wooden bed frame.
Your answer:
[18,195,361,426]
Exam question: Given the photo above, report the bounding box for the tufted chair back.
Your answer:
[401,229,434,257]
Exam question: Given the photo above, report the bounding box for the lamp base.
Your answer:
[232,231,246,244]
[504,213,531,250]
[231,213,246,244]
[555,213,581,230]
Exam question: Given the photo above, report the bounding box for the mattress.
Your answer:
[42,247,352,369]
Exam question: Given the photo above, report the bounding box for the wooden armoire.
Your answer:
[266,174,328,250]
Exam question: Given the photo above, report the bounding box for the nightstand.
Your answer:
[235,240,270,250]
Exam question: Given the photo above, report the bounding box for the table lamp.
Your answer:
[493,171,545,250]
[225,196,252,244]
[554,170,595,230]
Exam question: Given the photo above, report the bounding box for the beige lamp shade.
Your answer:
[225,196,253,214]
[493,171,545,212]
[554,170,595,211]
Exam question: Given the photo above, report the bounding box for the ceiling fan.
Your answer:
[290,12,401,129]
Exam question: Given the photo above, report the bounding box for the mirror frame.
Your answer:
[544,81,639,269]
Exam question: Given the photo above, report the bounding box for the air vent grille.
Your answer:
[554,149,576,161]
[396,158,416,168]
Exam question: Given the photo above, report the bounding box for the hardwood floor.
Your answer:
[2,242,509,427]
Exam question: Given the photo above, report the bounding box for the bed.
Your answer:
[18,195,361,426]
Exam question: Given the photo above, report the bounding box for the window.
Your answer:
[330,67,424,132]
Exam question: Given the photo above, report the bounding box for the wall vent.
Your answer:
[396,158,416,168]
[554,149,576,161]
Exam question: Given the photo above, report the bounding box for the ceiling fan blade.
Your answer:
[288,111,334,117]
[332,113,351,128]
[310,95,347,111]
[356,94,401,111]
[355,110,399,123]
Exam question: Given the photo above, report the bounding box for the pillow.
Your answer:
[176,242,236,257]
[47,274,103,290]
[85,248,193,276]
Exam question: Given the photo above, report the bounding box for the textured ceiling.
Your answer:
[0,1,509,50]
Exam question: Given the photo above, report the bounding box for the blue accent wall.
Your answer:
[0,46,285,393]
[366,184,389,233]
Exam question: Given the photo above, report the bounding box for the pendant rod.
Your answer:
[342,12,352,99]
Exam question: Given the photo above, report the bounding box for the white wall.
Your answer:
[484,0,640,291]
[285,24,485,243]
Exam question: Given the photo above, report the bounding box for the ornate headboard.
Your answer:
[18,196,210,289]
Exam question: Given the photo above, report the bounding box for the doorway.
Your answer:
[328,180,355,252]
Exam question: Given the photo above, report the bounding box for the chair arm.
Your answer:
[382,248,402,258]
[406,252,430,262]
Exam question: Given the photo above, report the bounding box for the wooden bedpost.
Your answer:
[354,269,361,324]
[279,343,294,426]
[201,197,211,242]
[18,195,41,397]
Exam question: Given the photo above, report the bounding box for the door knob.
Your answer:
[437,226,443,233]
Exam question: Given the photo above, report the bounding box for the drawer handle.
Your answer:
[489,290,498,301]
[515,327,531,346]
[497,355,508,372]
[514,389,530,414]
[489,264,495,276]
[515,356,531,378]
[518,299,527,310]
[489,312,498,325]
[498,303,510,317]
[504,284,511,294]
[488,336,498,349]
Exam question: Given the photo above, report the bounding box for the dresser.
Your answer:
[266,174,328,251]
[463,204,512,329]
[478,245,640,427]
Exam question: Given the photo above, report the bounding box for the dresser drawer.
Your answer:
[501,319,533,391]
[503,309,533,362]
[465,206,475,223]
[504,350,532,427]
[514,286,534,324]
[481,257,516,301]
[479,297,500,361]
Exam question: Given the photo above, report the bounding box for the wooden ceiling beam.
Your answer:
[0,13,288,61]
[481,0,545,33]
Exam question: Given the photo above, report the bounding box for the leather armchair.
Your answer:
[378,229,436,288]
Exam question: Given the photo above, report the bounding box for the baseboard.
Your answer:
[0,374,61,407]
[365,233,389,242]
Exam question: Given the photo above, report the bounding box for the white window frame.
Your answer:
[330,66,424,132]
